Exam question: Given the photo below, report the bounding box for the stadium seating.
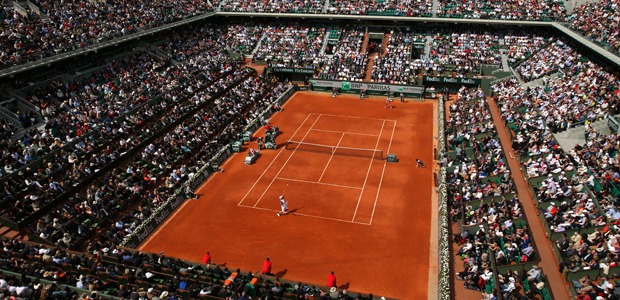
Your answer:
[316,27,368,81]
[491,67,620,297]
[0,0,213,69]
[436,0,566,20]
[252,25,325,69]
[0,238,380,299]
[447,87,543,299]
[569,0,620,55]
[0,4,620,298]
[428,32,501,74]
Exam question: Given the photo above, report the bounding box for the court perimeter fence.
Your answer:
[437,94,450,300]
[121,85,295,248]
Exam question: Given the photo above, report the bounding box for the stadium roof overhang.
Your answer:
[1,11,619,79]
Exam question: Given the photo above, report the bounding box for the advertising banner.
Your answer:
[310,80,423,94]
[266,68,316,75]
[423,76,482,85]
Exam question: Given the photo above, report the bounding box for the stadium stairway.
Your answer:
[522,72,561,88]
[363,53,377,82]
[554,118,611,150]
[380,33,390,57]
[423,35,433,59]
[319,28,332,56]
[431,0,439,17]
[0,226,27,241]
[360,32,369,54]
[251,32,268,55]
[501,53,510,72]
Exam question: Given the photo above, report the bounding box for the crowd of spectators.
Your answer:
[448,87,538,299]
[570,130,620,216]
[317,27,367,81]
[1,53,175,214]
[157,25,255,66]
[509,38,620,131]
[496,266,548,299]
[0,0,213,69]
[219,25,266,54]
[542,61,619,129]
[218,0,324,13]
[555,221,620,277]
[2,0,619,73]
[1,50,248,229]
[370,29,424,84]
[429,33,501,76]
[446,87,515,202]
[0,238,375,300]
[437,0,566,20]
[569,0,620,55]
[27,68,265,251]
[11,27,262,247]
[0,17,304,254]
[514,39,577,82]
[326,0,432,16]
[491,76,618,297]
[504,33,548,67]
[253,25,325,68]
[0,20,272,224]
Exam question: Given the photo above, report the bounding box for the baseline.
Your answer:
[238,204,371,225]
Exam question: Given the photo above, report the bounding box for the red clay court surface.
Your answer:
[139,92,435,299]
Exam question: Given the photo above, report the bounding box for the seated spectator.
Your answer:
[569,0,620,55]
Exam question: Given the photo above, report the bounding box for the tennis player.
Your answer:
[277,195,289,217]
[385,95,393,108]
[416,158,426,168]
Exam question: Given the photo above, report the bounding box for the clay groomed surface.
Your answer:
[139,92,434,299]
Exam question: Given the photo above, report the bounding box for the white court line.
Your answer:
[276,177,362,190]
[351,120,386,222]
[369,120,397,225]
[239,204,371,225]
[238,113,314,206]
[317,131,345,183]
[311,129,380,137]
[318,113,396,122]
[252,114,322,207]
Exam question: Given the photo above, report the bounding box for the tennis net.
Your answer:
[284,140,384,160]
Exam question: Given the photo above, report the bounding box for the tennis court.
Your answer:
[238,113,396,225]
[139,92,435,299]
